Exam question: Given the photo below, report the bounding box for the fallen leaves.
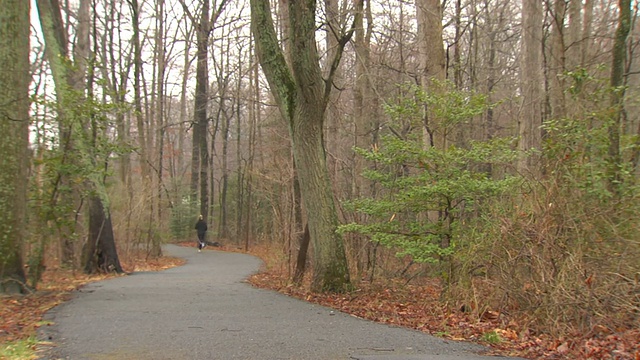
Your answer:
[248,267,640,360]
[0,253,184,348]
[0,292,67,343]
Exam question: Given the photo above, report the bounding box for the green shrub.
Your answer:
[340,82,519,273]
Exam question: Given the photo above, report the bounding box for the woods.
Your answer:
[1,0,639,356]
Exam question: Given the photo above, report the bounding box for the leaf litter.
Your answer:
[0,252,184,352]
[248,265,640,360]
[4,243,637,360]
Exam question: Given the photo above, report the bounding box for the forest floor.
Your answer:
[242,244,639,360]
[1,243,638,359]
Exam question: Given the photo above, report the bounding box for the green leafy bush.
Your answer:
[340,83,519,267]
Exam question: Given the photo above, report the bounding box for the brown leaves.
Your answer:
[585,273,595,289]
[248,265,640,360]
[0,254,184,346]
[0,292,67,343]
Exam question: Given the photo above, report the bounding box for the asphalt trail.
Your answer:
[39,244,521,360]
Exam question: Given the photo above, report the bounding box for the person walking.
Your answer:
[194,215,208,252]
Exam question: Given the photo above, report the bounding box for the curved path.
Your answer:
[39,245,520,360]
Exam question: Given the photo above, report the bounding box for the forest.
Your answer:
[0,0,639,358]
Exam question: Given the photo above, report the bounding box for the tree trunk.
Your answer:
[36,0,79,268]
[235,69,244,243]
[250,0,352,292]
[582,0,594,67]
[415,0,446,85]
[566,0,582,70]
[519,0,543,172]
[548,0,567,119]
[129,0,149,182]
[324,0,342,186]
[178,23,193,195]
[415,0,446,148]
[220,106,230,239]
[83,196,124,274]
[193,0,211,221]
[353,0,372,198]
[38,0,123,274]
[453,0,462,88]
[351,0,373,276]
[0,0,30,294]
[151,0,165,257]
[608,0,631,191]
[292,223,310,285]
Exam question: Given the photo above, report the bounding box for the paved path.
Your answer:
[39,245,520,360]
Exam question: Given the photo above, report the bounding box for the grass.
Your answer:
[0,336,39,360]
[480,330,502,344]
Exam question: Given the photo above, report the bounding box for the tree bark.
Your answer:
[415,0,446,85]
[548,0,567,119]
[0,0,30,294]
[37,0,123,274]
[353,0,372,198]
[250,0,351,292]
[151,0,166,257]
[197,2,211,222]
[415,0,446,148]
[608,0,631,191]
[519,0,543,172]
[84,196,124,274]
[324,0,342,185]
[182,0,228,219]
[36,0,80,267]
[129,0,149,181]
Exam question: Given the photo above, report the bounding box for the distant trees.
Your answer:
[0,0,30,294]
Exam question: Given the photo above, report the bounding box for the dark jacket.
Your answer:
[195,219,208,234]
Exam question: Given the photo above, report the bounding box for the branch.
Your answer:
[249,0,295,120]
[210,0,229,30]
[177,0,195,24]
[323,1,360,107]
[134,149,176,209]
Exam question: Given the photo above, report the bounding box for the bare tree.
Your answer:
[181,0,228,223]
[519,0,544,172]
[608,0,631,190]
[415,0,446,148]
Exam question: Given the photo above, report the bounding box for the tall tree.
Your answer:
[37,0,123,274]
[152,0,166,257]
[182,0,228,222]
[324,0,342,182]
[519,0,543,171]
[548,0,567,119]
[0,0,30,294]
[415,0,446,148]
[353,0,372,198]
[608,0,631,190]
[129,0,150,182]
[250,0,355,292]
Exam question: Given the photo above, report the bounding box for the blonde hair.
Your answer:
[199,214,203,220]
